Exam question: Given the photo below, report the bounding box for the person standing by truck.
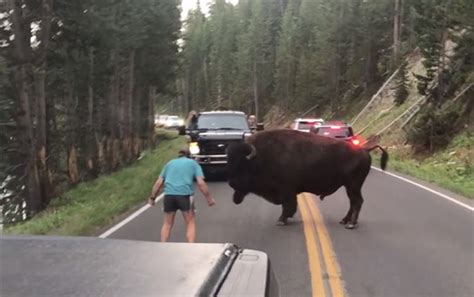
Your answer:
[148,147,216,243]
[248,115,257,131]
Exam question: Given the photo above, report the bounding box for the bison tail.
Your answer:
[367,145,388,171]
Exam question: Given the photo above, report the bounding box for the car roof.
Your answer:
[317,124,352,128]
[323,120,348,125]
[200,111,246,115]
[1,236,242,297]
[294,118,324,122]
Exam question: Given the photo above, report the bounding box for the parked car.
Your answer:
[310,123,362,147]
[1,236,280,297]
[179,110,263,177]
[155,115,169,127]
[163,115,184,129]
[291,118,324,132]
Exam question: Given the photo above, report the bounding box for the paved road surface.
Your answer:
[106,169,473,297]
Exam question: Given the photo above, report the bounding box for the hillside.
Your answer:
[348,50,472,198]
[264,46,473,198]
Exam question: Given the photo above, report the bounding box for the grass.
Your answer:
[4,135,185,236]
[374,132,473,199]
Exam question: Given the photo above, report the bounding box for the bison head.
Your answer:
[226,142,257,171]
[226,142,257,204]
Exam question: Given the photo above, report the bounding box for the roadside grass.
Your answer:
[373,132,473,199]
[4,136,185,236]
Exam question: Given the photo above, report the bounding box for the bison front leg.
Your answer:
[277,196,297,226]
[233,190,248,205]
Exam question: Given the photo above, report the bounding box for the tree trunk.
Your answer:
[184,73,191,111]
[14,66,42,216]
[132,85,143,159]
[253,60,259,120]
[437,8,449,104]
[86,47,97,174]
[393,0,402,67]
[365,35,379,85]
[203,58,210,108]
[8,0,44,215]
[332,2,345,112]
[123,49,135,163]
[148,86,157,148]
[34,0,54,202]
[34,69,53,203]
[217,73,223,108]
[65,78,79,184]
[105,50,121,170]
[285,60,291,109]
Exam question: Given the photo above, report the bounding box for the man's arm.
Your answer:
[149,177,164,206]
[196,176,216,206]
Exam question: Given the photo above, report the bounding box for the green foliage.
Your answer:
[1,0,181,221]
[407,106,461,152]
[180,0,398,114]
[394,61,410,105]
[4,137,185,235]
[379,131,474,199]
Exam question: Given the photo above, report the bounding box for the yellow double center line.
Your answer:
[298,193,346,297]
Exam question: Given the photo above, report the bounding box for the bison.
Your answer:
[226,129,388,229]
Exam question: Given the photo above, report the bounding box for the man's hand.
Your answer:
[207,197,216,207]
[148,196,156,206]
[197,176,216,207]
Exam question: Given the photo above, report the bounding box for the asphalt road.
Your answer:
[106,169,474,297]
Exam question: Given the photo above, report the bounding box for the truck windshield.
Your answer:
[196,114,249,131]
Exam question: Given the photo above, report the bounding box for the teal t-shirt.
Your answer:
[160,157,204,195]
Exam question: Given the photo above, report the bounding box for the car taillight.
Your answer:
[352,139,361,146]
[330,126,341,129]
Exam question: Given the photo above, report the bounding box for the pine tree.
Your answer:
[274,0,300,109]
[394,61,410,105]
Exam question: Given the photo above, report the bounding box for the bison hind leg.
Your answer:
[342,186,364,229]
[345,223,357,229]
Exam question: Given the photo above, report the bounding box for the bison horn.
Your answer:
[246,144,257,160]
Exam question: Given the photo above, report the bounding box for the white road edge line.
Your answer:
[371,166,473,212]
[99,194,165,238]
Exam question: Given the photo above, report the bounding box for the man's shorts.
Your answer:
[163,195,194,213]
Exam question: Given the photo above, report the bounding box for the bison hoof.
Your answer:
[276,219,287,226]
[345,223,357,229]
[233,196,244,205]
[339,219,349,225]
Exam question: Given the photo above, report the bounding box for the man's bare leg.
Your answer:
[161,212,176,242]
[182,211,196,243]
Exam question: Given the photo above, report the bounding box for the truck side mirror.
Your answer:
[256,123,264,131]
[178,125,186,136]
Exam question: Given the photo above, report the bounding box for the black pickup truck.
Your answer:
[180,110,262,177]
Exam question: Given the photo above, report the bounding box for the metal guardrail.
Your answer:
[374,96,427,136]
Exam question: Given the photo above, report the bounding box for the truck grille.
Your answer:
[199,140,241,155]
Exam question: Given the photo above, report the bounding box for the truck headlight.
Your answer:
[189,142,200,155]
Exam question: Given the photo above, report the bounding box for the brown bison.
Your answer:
[226,129,388,229]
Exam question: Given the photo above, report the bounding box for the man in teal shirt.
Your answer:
[149,147,215,243]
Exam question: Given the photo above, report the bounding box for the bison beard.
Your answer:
[226,129,388,229]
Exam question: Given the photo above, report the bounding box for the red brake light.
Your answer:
[352,139,361,146]
[330,126,341,129]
